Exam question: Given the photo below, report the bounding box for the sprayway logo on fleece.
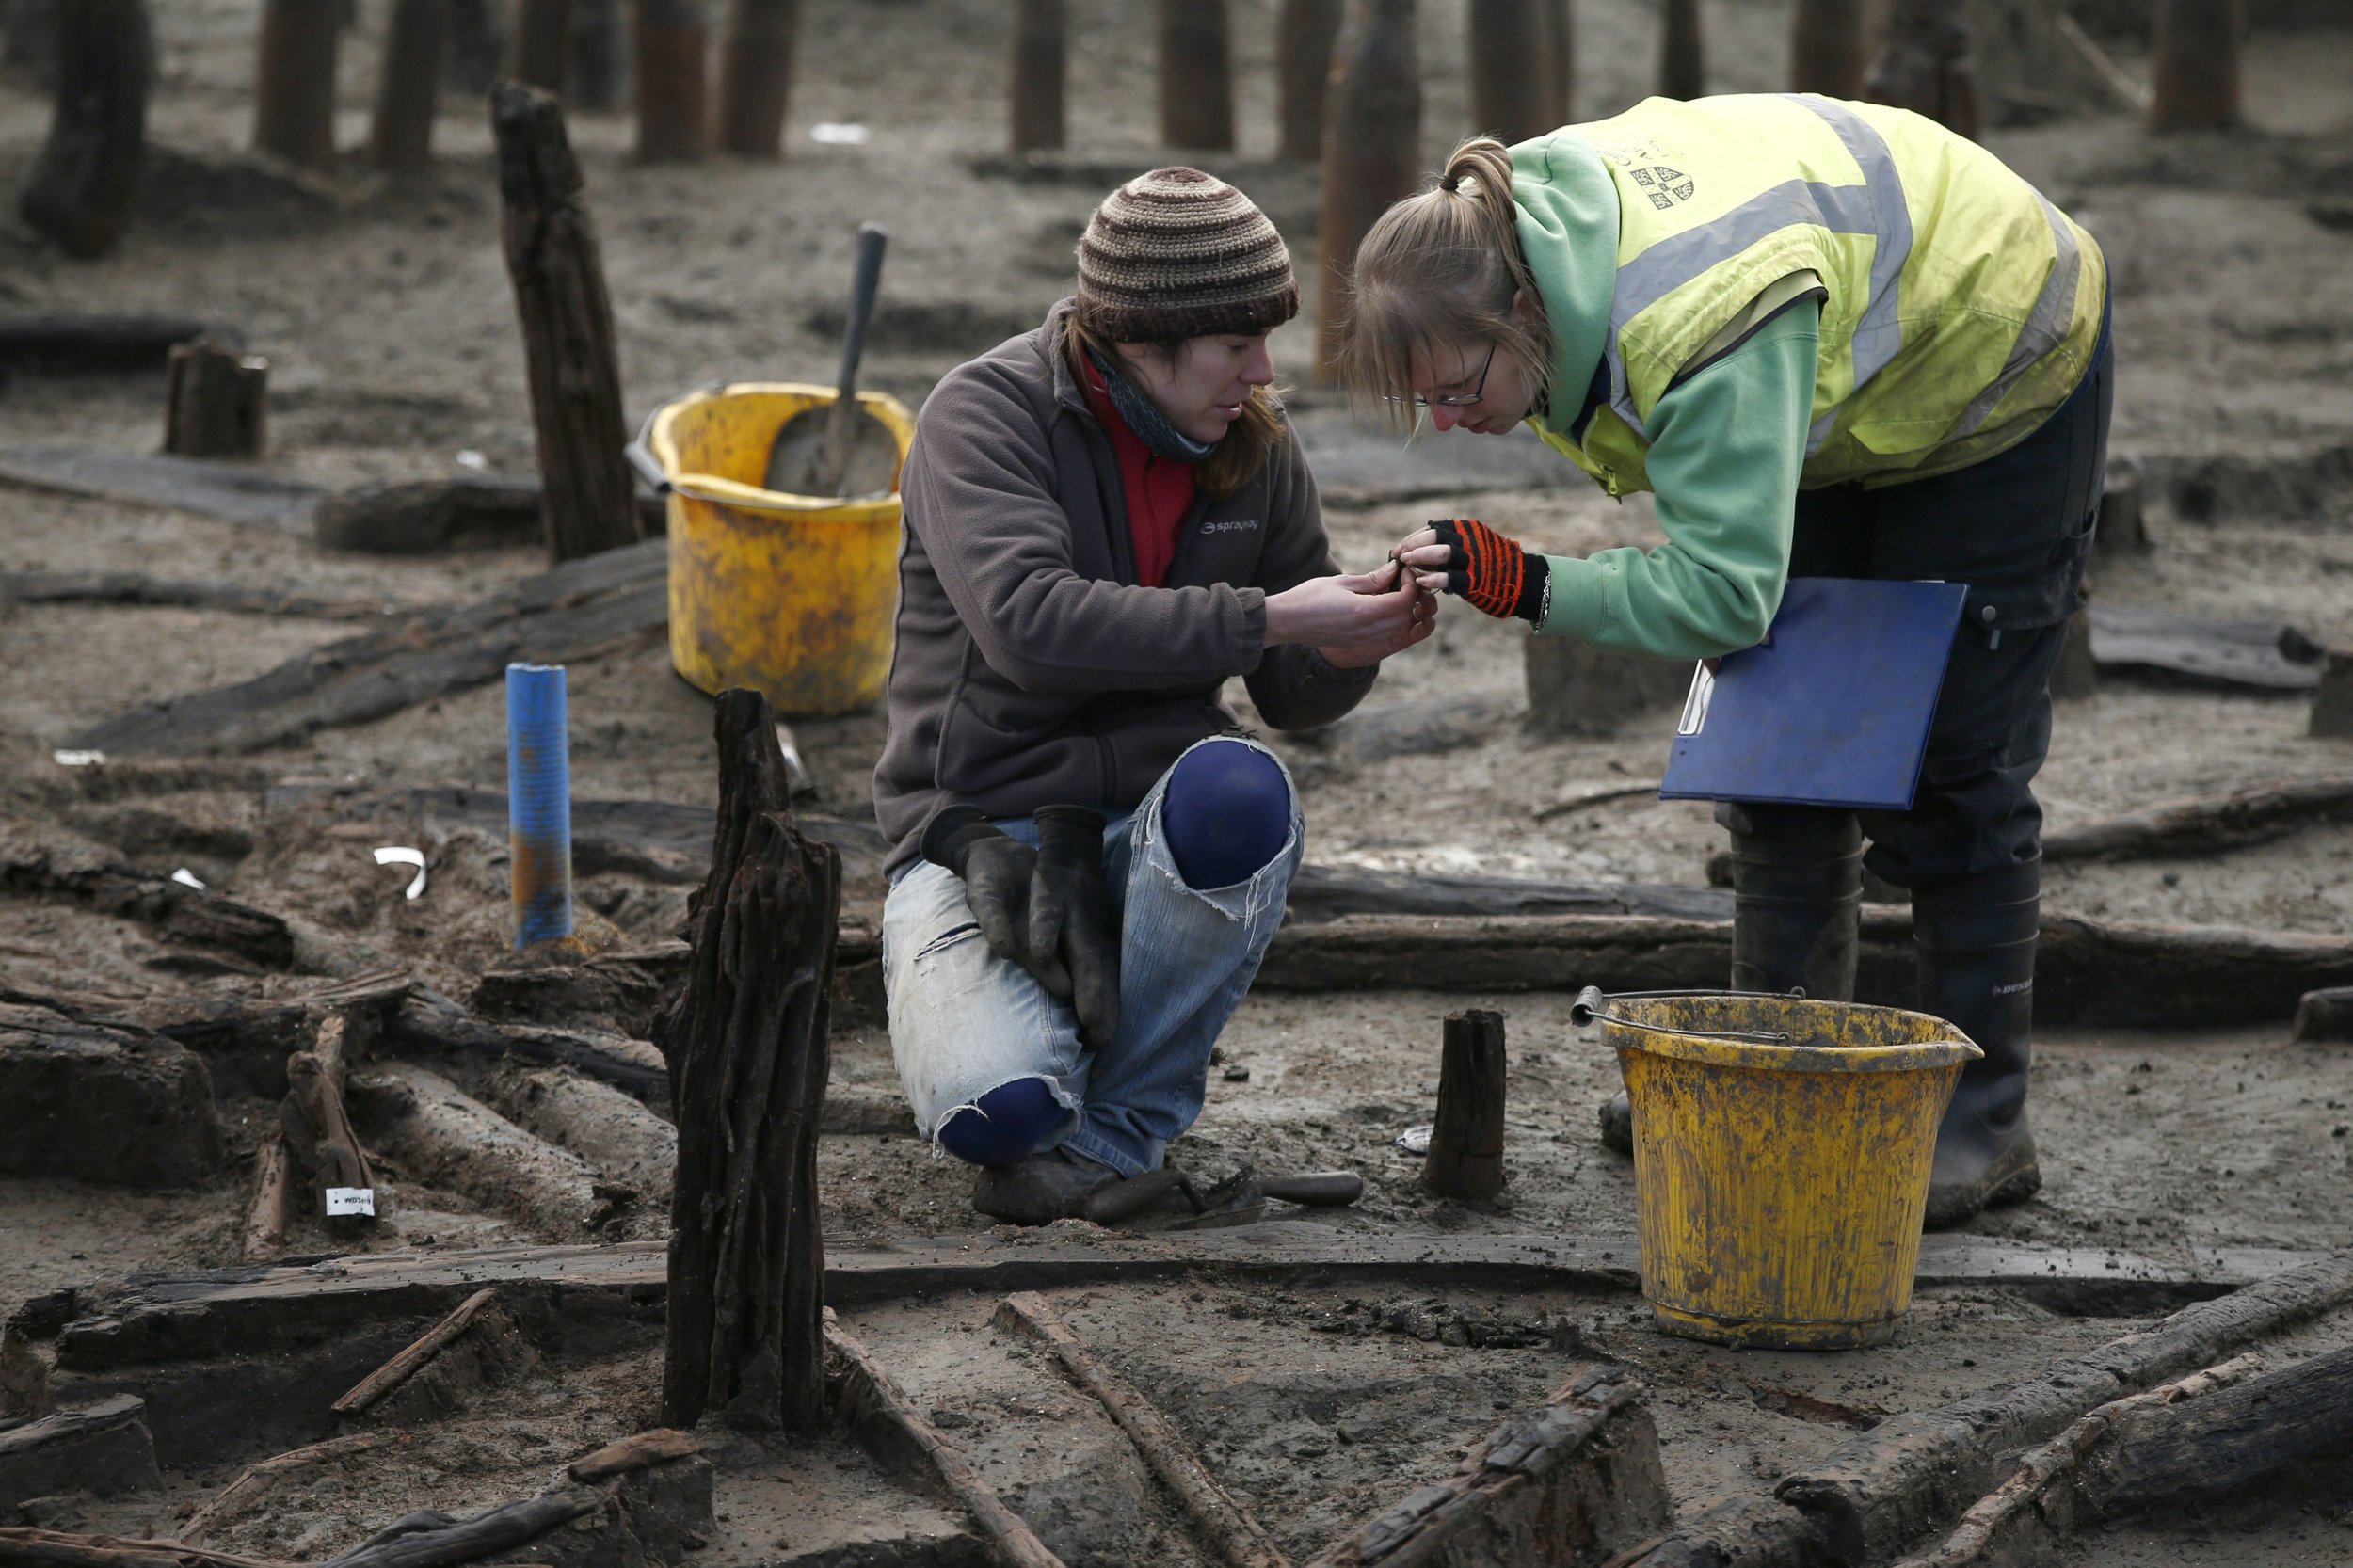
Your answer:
[1200,519,1261,535]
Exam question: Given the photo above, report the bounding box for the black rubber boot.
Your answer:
[1600,807,1863,1154]
[1916,859,2043,1228]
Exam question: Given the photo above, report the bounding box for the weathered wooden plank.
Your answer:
[0,1396,159,1513]
[2089,604,2321,691]
[69,537,667,757]
[2081,1342,2353,1512]
[1286,865,1730,924]
[0,571,398,620]
[2042,773,2353,862]
[0,447,316,529]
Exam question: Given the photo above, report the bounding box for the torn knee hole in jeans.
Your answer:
[912,920,981,962]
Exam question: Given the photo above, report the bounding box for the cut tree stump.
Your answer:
[1159,0,1234,151]
[369,0,449,172]
[1865,0,1977,136]
[1465,0,1546,143]
[1314,0,1418,383]
[2148,0,2239,132]
[1788,0,1866,96]
[0,1000,223,1186]
[1524,636,1693,736]
[162,338,266,459]
[491,81,641,565]
[280,1012,379,1230]
[252,0,340,167]
[1309,1367,1669,1568]
[0,1396,160,1513]
[1276,0,1342,161]
[1424,1010,1507,1202]
[1009,0,1066,153]
[634,0,706,163]
[505,0,572,93]
[2311,648,2353,738]
[68,536,667,757]
[1657,0,1702,98]
[18,0,150,260]
[713,0,797,157]
[656,689,840,1432]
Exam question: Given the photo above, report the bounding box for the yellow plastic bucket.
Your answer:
[1574,987,1981,1351]
[644,382,913,716]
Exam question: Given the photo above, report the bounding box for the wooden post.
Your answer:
[1314,0,1419,385]
[252,0,339,167]
[634,0,706,162]
[1424,1009,1506,1201]
[163,337,267,458]
[1466,0,1545,143]
[569,0,623,110]
[445,0,502,94]
[1865,0,1977,136]
[1658,0,1703,99]
[1535,0,1573,124]
[2149,0,2240,132]
[1009,0,1066,153]
[1276,0,1342,162]
[2310,649,2353,740]
[3,0,62,90]
[370,0,448,173]
[18,0,150,261]
[715,0,799,157]
[656,689,840,1433]
[505,0,571,94]
[1788,0,1866,97]
[280,1013,378,1231]
[1159,0,1233,151]
[491,81,644,565]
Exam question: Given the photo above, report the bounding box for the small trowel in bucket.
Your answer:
[764,221,899,499]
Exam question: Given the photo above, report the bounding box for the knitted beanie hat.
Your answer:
[1075,167,1299,342]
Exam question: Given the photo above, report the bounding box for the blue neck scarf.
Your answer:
[1085,346,1218,464]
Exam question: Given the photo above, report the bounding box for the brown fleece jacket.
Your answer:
[872,300,1376,874]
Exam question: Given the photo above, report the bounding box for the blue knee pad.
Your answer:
[1162,739,1291,890]
[936,1077,1065,1166]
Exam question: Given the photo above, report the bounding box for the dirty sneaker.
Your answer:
[971,1146,1121,1225]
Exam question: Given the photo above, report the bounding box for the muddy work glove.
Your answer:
[920,807,1039,968]
[1424,518,1549,623]
[1028,806,1122,1049]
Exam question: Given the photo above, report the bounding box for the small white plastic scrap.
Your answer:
[374,845,428,900]
[1393,1124,1434,1157]
[455,449,488,470]
[324,1187,377,1218]
[170,868,206,889]
[810,121,872,145]
[52,749,105,767]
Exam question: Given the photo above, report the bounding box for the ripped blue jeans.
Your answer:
[881,738,1303,1177]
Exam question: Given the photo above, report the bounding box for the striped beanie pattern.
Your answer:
[1075,167,1299,343]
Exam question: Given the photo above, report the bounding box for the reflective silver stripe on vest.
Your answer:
[1948,192,2083,441]
[1602,94,1911,445]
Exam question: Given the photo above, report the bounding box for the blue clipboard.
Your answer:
[1657,578,1968,811]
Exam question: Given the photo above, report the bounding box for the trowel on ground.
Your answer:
[763,221,900,498]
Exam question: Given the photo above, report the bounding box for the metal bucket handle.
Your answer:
[622,379,731,496]
[1571,984,1803,1046]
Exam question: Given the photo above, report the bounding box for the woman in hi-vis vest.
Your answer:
[1346,96,2110,1228]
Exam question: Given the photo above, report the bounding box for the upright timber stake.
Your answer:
[657,689,840,1432]
[1535,0,1574,124]
[163,337,268,458]
[716,0,799,157]
[371,0,450,172]
[253,0,340,167]
[1866,0,1977,136]
[1424,1009,1506,1201]
[1314,0,1419,384]
[1466,0,1546,144]
[569,0,623,110]
[280,1012,378,1231]
[2149,0,2241,132]
[1009,0,1067,153]
[20,0,150,260]
[1276,0,1342,162]
[634,0,707,162]
[491,81,643,564]
[1658,0,1703,99]
[1159,0,1234,151]
[506,0,571,94]
[1788,0,1866,97]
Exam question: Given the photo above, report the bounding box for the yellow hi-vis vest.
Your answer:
[1529,94,2106,493]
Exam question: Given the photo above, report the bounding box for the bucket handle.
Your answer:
[1571,984,1800,1045]
[622,379,733,496]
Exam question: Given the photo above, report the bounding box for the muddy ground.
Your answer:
[5,1,2353,1564]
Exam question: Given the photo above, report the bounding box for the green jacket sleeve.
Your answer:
[1536,302,1821,659]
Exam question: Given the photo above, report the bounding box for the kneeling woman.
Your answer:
[874,168,1430,1224]
[1345,97,2110,1227]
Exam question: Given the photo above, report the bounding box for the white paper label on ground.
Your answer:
[170,868,206,889]
[325,1187,377,1217]
[52,750,105,766]
[372,846,428,900]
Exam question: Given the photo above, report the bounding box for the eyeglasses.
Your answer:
[1415,343,1497,408]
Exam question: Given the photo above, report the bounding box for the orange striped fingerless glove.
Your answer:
[1430,518,1548,623]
